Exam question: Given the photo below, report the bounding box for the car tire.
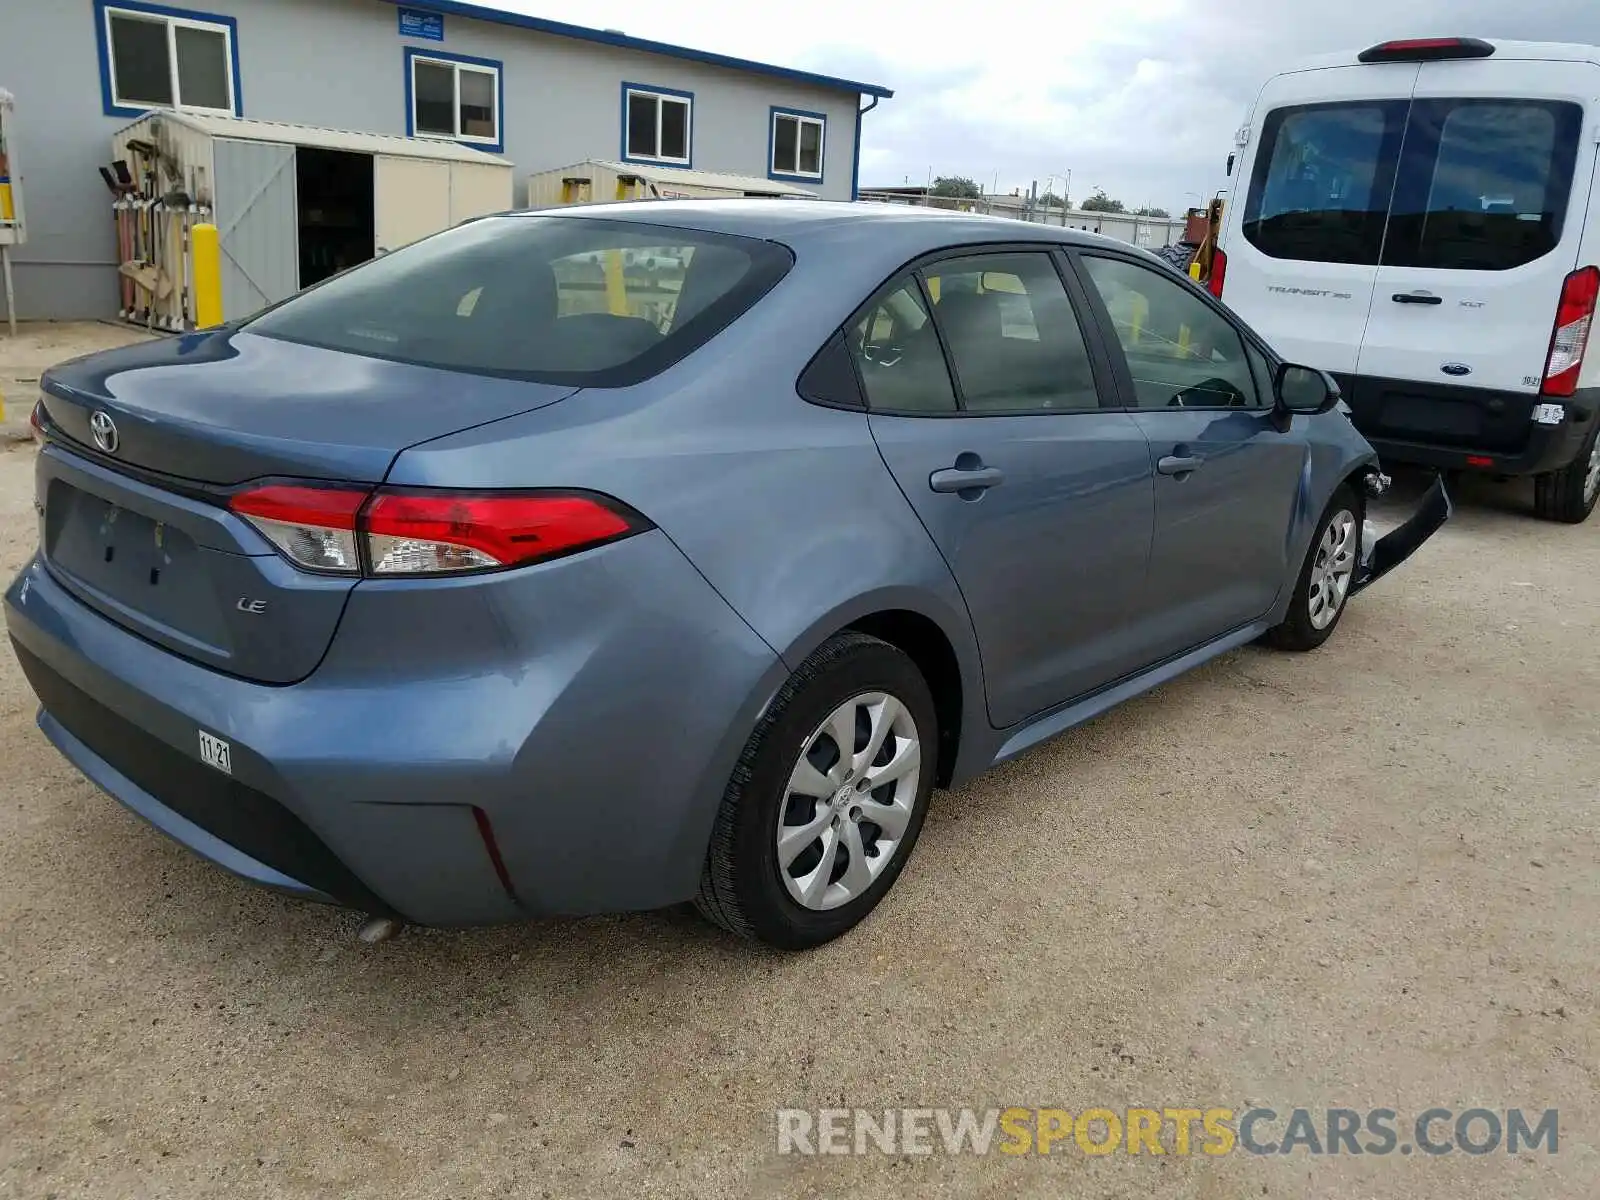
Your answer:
[1262,485,1363,652]
[1532,422,1600,524]
[695,632,938,950]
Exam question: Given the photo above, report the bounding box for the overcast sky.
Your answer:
[499,1,1598,211]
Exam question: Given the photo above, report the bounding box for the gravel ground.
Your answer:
[0,323,156,443]
[1,381,1597,1197]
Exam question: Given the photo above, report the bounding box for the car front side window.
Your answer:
[1079,255,1261,410]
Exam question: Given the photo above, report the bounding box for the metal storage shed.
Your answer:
[527,159,817,208]
[112,112,514,326]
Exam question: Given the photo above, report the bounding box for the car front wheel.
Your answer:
[1263,485,1361,652]
[695,632,937,949]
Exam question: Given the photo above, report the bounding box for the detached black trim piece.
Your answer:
[1351,474,1453,596]
[11,639,397,917]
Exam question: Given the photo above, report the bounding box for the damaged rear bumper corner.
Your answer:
[1351,472,1452,596]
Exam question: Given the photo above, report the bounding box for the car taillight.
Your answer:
[29,401,45,443]
[363,491,637,575]
[1542,265,1599,398]
[229,485,646,577]
[230,485,367,574]
[1207,248,1227,299]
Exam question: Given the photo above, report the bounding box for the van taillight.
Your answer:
[1542,266,1599,398]
[1207,248,1227,299]
[229,485,649,577]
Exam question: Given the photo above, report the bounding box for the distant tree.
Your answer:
[1134,205,1171,218]
[930,176,982,200]
[1038,191,1065,209]
[1080,190,1125,213]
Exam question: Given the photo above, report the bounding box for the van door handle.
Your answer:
[1392,291,1443,305]
[929,465,1005,494]
[1157,455,1203,476]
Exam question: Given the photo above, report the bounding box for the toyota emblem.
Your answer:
[89,410,119,454]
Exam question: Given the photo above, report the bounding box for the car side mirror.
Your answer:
[1226,152,1236,177]
[1274,363,1341,419]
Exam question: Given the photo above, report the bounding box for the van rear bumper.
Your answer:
[1337,376,1596,476]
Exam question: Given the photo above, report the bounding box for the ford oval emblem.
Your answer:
[1440,362,1472,377]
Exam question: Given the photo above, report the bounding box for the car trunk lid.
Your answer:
[35,329,579,684]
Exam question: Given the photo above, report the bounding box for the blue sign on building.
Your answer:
[398,7,444,41]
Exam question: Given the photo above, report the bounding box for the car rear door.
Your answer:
[1223,65,1418,373]
[1355,61,1593,423]
[855,248,1156,728]
[1072,250,1309,660]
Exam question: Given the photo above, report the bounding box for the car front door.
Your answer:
[854,248,1156,728]
[1072,251,1309,661]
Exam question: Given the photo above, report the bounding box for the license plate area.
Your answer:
[42,479,230,648]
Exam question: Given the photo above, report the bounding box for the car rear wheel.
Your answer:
[1532,422,1600,524]
[695,632,937,949]
[1262,486,1361,652]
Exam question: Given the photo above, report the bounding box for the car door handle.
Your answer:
[1157,455,1203,476]
[1392,291,1443,305]
[929,465,1005,493]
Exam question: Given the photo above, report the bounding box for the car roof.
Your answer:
[512,199,1157,261]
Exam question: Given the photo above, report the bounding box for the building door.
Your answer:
[375,156,451,254]
[213,139,298,320]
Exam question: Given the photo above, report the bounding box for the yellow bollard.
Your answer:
[192,222,223,329]
[603,249,628,316]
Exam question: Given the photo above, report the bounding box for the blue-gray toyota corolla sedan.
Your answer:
[5,201,1449,949]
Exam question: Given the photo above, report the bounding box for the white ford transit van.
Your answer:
[1215,37,1600,523]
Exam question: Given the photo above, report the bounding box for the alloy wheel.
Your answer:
[776,692,922,911]
[1585,438,1600,505]
[1308,509,1357,631]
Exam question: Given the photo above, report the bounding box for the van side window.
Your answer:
[1242,101,1409,265]
[1381,99,1584,272]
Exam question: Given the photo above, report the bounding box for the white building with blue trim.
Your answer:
[1,0,893,319]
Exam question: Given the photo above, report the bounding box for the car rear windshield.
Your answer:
[245,215,793,385]
[1243,97,1584,271]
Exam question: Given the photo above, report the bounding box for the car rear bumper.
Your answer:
[1339,376,1597,477]
[4,530,785,926]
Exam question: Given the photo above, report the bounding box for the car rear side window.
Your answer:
[920,252,1101,412]
[1380,99,1583,272]
[1242,101,1409,265]
[245,215,792,386]
[847,278,959,414]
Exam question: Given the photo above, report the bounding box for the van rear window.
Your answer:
[245,215,792,385]
[1381,99,1583,272]
[1243,97,1584,273]
[1242,101,1409,266]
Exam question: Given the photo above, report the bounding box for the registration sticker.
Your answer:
[198,730,233,775]
[1532,403,1566,426]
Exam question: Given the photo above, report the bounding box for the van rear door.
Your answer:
[1356,60,1593,404]
[1222,64,1419,372]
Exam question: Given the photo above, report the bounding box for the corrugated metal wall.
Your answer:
[214,139,299,321]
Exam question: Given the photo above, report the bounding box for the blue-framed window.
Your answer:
[93,0,242,119]
[404,47,504,153]
[621,83,693,167]
[769,107,826,183]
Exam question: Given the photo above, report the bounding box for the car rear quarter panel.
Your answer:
[386,231,993,781]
